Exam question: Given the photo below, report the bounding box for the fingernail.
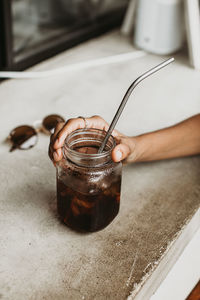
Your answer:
[115,150,122,161]
[53,151,59,161]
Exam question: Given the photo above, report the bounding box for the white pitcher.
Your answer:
[134,0,184,55]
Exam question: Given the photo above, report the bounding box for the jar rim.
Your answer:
[63,128,116,162]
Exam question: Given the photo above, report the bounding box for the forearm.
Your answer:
[133,114,200,162]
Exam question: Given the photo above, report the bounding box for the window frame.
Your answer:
[0,0,127,71]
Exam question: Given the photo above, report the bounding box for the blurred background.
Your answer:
[0,0,129,70]
[1,0,199,71]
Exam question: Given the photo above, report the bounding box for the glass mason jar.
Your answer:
[56,128,122,232]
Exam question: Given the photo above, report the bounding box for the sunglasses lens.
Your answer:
[9,126,38,152]
[42,114,65,134]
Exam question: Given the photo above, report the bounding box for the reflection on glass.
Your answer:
[12,0,129,63]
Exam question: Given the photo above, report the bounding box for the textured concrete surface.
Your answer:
[0,31,200,300]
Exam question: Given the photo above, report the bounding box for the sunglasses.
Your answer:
[8,114,65,152]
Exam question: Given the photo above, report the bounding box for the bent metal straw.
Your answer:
[98,57,175,153]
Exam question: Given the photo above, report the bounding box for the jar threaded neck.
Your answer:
[63,128,116,167]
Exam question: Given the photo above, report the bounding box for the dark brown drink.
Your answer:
[56,128,122,232]
[57,176,120,232]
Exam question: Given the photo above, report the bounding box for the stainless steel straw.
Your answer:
[98,57,174,153]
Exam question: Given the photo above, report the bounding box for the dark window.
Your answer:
[0,0,129,71]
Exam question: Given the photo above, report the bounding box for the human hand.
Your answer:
[49,115,137,165]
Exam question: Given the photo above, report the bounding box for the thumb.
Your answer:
[112,143,131,162]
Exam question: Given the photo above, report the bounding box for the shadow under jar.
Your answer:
[56,128,122,232]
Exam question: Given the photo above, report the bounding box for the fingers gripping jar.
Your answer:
[56,128,122,232]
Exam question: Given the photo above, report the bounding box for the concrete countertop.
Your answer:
[0,31,200,300]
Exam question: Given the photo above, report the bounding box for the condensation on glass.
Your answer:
[56,128,122,232]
